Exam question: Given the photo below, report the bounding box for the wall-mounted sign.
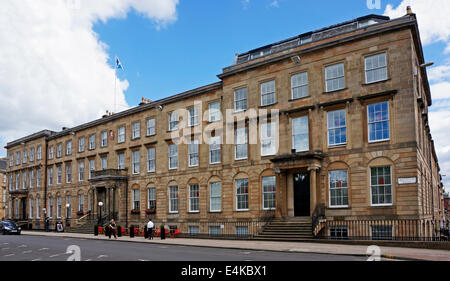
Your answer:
[398,177,417,185]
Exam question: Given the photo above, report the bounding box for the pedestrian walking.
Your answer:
[109,219,117,239]
[147,219,154,240]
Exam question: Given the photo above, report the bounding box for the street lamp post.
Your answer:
[98,201,103,225]
[66,203,71,227]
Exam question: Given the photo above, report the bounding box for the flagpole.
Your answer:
[114,55,117,113]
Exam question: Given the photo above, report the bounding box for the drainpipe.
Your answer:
[125,179,128,229]
[43,139,49,222]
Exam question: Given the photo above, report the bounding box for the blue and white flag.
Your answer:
[115,56,124,70]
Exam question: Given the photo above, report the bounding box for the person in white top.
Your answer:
[147,219,154,240]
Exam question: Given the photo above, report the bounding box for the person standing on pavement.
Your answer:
[109,219,117,239]
[147,219,154,240]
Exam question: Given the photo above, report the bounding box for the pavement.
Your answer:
[20,231,450,261]
[0,234,366,261]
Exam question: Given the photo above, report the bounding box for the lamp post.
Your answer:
[66,203,71,227]
[98,201,103,225]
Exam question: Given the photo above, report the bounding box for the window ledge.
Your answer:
[368,139,390,145]
[362,78,390,86]
[323,88,348,94]
[289,96,310,102]
[370,205,394,208]
[259,102,278,109]
[328,206,350,209]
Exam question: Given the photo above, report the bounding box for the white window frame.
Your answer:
[208,101,221,122]
[189,184,200,213]
[56,166,62,185]
[146,118,156,136]
[78,138,85,153]
[262,176,276,210]
[37,145,42,160]
[36,198,41,219]
[235,178,249,211]
[368,101,390,143]
[56,196,62,219]
[132,189,140,210]
[48,145,54,159]
[260,80,276,106]
[147,187,156,210]
[328,170,349,208]
[325,63,345,92]
[48,168,53,186]
[235,127,248,160]
[88,135,95,150]
[365,53,387,84]
[30,148,35,162]
[234,88,247,112]
[188,107,199,127]
[132,122,140,140]
[260,122,276,156]
[101,157,107,170]
[101,131,108,147]
[88,159,94,180]
[370,166,393,207]
[291,72,308,100]
[118,126,125,143]
[16,151,21,165]
[209,136,221,164]
[23,150,28,163]
[292,116,309,152]
[169,186,178,213]
[36,169,41,187]
[168,112,179,132]
[78,162,85,182]
[56,143,62,158]
[327,109,347,147]
[132,150,140,175]
[66,141,72,155]
[209,182,221,212]
[147,148,156,172]
[118,153,125,170]
[78,194,84,212]
[188,140,199,167]
[66,164,71,183]
[169,144,178,170]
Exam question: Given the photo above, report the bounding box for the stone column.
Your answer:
[308,166,320,213]
[287,173,294,217]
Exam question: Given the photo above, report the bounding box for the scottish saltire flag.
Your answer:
[115,56,124,70]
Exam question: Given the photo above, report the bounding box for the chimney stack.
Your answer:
[406,6,413,15]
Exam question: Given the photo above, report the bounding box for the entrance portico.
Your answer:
[88,169,128,223]
[272,151,325,219]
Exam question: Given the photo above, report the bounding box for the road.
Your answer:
[0,234,368,261]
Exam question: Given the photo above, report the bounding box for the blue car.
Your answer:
[0,221,21,235]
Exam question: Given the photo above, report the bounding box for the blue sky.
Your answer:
[95,0,408,108]
[1,0,449,193]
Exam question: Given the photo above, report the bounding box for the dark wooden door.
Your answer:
[294,173,310,216]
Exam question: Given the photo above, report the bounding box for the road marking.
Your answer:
[32,258,42,261]
[18,245,27,248]
[138,259,150,261]
[49,254,60,258]
[2,248,10,250]
[241,251,252,255]
[38,248,49,251]
[159,246,168,249]
[85,259,92,261]
[4,254,15,257]
[22,250,32,254]
[2,243,8,245]
[97,255,108,259]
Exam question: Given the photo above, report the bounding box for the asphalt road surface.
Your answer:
[0,234,367,261]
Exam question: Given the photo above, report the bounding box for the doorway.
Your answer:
[294,173,310,216]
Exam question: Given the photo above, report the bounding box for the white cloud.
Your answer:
[385,1,450,192]
[384,0,450,45]
[270,1,279,8]
[0,0,179,155]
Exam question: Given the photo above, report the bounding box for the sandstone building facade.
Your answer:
[0,158,6,220]
[5,10,446,239]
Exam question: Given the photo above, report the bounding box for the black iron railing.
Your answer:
[312,203,326,237]
[316,219,449,242]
